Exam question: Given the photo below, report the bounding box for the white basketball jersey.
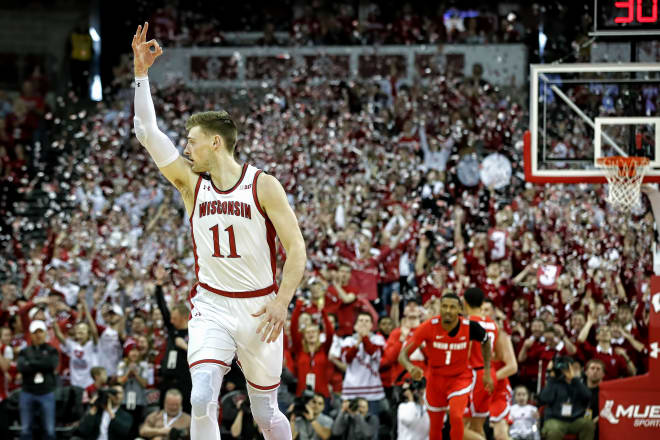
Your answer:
[190,164,277,296]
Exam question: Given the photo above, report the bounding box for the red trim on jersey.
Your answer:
[187,283,198,319]
[199,281,277,298]
[252,170,266,217]
[247,379,281,391]
[189,359,231,369]
[189,176,203,288]
[251,170,278,286]
[209,163,248,194]
[265,217,277,285]
[189,175,203,222]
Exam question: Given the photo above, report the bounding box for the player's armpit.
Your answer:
[158,156,198,212]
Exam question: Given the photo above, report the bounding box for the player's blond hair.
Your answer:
[186,111,237,153]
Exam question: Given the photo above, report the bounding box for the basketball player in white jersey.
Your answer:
[132,23,306,440]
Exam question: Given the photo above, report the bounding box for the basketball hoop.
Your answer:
[596,156,650,211]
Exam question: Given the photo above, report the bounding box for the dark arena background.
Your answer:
[0,0,659,439]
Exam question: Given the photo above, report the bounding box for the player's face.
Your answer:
[440,298,460,325]
[185,126,212,173]
[481,302,494,319]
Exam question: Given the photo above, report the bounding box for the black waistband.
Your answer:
[473,366,484,371]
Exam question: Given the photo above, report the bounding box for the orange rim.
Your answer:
[596,156,650,178]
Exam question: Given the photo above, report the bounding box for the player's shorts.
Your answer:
[424,369,476,412]
[187,285,282,391]
[465,367,497,418]
[489,378,512,423]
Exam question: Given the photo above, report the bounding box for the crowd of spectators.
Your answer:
[0,8,658,440]
[133,0,585,52]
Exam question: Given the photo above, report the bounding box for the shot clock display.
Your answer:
[594,0,660,35]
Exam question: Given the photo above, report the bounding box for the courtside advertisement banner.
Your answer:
[598,276,660,439]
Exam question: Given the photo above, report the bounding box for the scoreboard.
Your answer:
[593,0,660,35]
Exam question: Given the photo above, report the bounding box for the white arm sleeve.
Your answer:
[133,76,180,168]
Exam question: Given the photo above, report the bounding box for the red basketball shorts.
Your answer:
[489,377,512,422]
[424,369,476,412]
[466,367,497,418]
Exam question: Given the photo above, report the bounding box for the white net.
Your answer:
[597,157,650,212]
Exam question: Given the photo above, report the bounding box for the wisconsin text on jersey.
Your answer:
[198,200,252,219]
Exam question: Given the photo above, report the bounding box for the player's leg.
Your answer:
[246,384,291,440]
[424,377,449,439]
[491,419,511,440]
[427,410,447,439]
[448,393,470,440]
[446,369,477,440]
[189,362,226,440]
[464,368,493,439]
[489,388,511,440]
[187,288,238,440]
[236,293,291,439]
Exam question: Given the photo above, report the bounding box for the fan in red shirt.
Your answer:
[578,324,635,380]
[325,264,379,336]
[399,293,492,440]
[290,298,334,397]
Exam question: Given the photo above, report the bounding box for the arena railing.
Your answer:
[148,44,527,89]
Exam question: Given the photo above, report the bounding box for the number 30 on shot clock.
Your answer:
[613,0,658,24]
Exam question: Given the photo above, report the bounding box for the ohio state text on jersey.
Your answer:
[190,164,277,297]
[406,317,487,377]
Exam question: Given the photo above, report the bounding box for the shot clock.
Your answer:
[593,0,660,36]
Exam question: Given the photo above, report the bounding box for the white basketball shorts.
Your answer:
[187,285,283,391]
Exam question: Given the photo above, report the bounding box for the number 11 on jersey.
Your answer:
[209,224,241,258]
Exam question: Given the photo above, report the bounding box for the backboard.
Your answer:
[525,63,660,184]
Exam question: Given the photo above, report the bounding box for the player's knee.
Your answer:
[190,374,214,417]
[248,390,277,430]
[190,365,223,418]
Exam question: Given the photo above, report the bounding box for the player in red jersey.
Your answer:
[463,287,499,440]
[399,293,492,440]
[482,298,518,440]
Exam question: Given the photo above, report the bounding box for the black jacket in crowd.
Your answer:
[75,407,132,440]
[16,343,59,395]
[538,376,592,422]
[155,285,190,382]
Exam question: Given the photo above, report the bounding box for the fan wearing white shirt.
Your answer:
[52,297,99,389]
[396,380,429,440]
[509,385,540,440]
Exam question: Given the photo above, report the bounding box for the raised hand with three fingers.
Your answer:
[131,22,163,77]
